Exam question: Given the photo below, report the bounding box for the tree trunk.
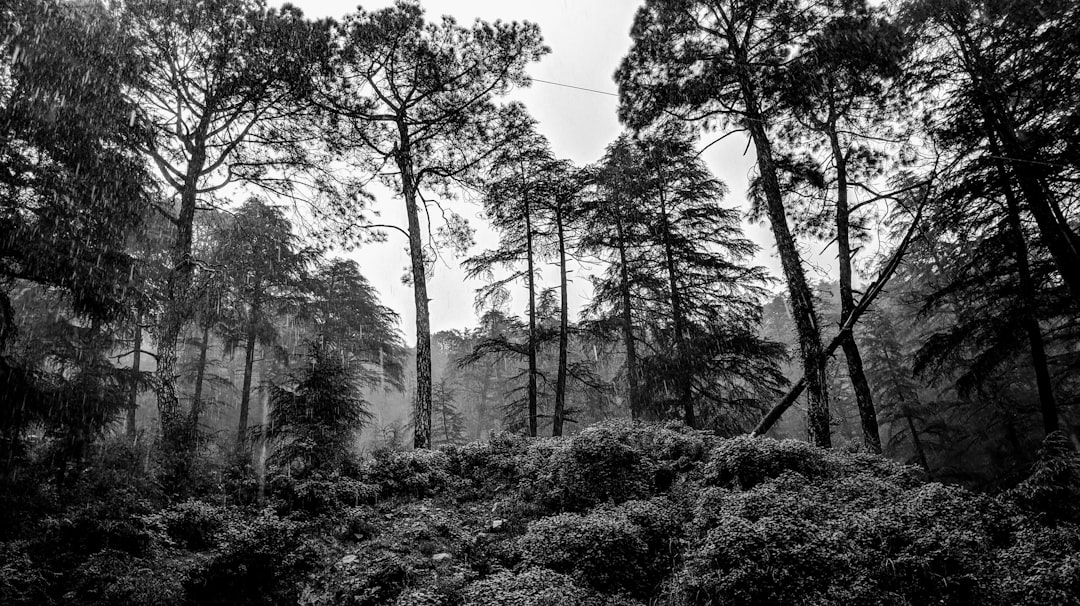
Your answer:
[257,357,270,505]
[734,52,829,447]
[954,24,1080,300]
[395,124,432,449]
[189,323,210,429]
[237,313,258,448]
[155,143,206,453]
[476,374,490,440]
[989,133,1060,435]
[553,200,569,437]
[615,215,642,420]
[904,411,931,475]
[126,319,142,439]
[524,171,539,438]
[654,160,694,428]
[827,124,881,453]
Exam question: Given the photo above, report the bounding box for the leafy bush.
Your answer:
[460,568,641,606]
[361,449,452,498]
[185,508,321,606]
[68,549,187,606]
[269,472,379,514]
[702,435,916,490]
[0,542,49,606]
[150,498,235,550]
[1007,431,1080,525]
[517,501,684,597]
[673,467,1011,605]
[991,524,1080,606]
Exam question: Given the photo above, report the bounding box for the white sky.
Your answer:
[282,0,794,344]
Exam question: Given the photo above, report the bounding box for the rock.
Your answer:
[340,554,358,565]
[490,519,506,532]
[432,552,452,563]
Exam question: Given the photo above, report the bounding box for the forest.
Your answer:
[1,0,1079,604]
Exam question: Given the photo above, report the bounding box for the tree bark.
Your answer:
[733,50,830,446]
[552,199,569,437]
[523,167,539,438]
[237,310,258,448]
[953,23,1080,300]
[904,411,931,475]
[395,123,432,449]
[126,319,142,439]
[989,133,1060,435]
[615,215,642,420]
[827,124,881,453]
[155,141,206,452]
[189,323,210,429]
[752,204,924,438]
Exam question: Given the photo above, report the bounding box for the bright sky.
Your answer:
[282,0,785,344]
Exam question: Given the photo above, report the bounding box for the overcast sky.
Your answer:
[282,0,789,344]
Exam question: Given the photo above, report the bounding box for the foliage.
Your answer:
[264,340,373,475]
[460,568,641,606]
[1007,432,1080,525]
[517,497,684,598]
[185,508,321,606]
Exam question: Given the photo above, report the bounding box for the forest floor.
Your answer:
[2,421,1080,605]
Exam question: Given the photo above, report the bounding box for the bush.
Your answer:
[702,436,916,490]
[0,542,50,606]
[1007,431,1080,525]
[185,508,321,606]
[68,549,187,606]
[992,524,1080,606]
[269,472,379,514]
[460,568,641,606]
[150,498,236,550]
[539,424,656,510]
[673,465,1011,606]
[361,449,452,498]
[517,511,651,595]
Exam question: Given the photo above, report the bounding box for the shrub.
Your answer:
[149,498,241,550]
[460,568,641,606]
[301,550,412,606]
[1007,431,1080,525]
[548,424,656,510]
[517,511,650,595]
[185,508,320,606]
[0,542,50,606]
[673,466,1009,606]
[362,449,452,498]
[68,549,187,606]
[269,472,379,514]
[992,524,1080,606]
[702,436,916,490]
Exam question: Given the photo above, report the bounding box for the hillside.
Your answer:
[2,421,1079,606]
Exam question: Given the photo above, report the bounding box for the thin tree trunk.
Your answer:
[395,123,432,449]
[155,140,207,453]
[237,314,258,449]
[524,169,539,438]
[752,205,924,437]
[615,215,642,420]
[733,46,830,447]
[257,357,270,504]
[988,131,1060,435]
[827,123,881,453]
[954,24,1080,300]
[553,200,569,437]
[654,159,694,428]
[904,411,931,474]
[189,324,210,429]
[126,320,142,439]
